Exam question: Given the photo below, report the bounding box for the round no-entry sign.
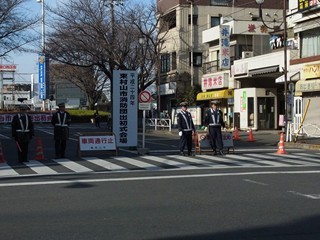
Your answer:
[138,90,152,103]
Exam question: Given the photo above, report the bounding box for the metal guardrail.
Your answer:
[146,118,172,131]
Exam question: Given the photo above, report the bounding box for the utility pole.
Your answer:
[283,0,288,139]
[189,0,194,87]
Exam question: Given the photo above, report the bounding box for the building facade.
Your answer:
[157,0,283,128]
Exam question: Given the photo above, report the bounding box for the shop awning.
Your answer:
[249,66,279,76]
[275,72,300,83]
[196,89,234,101]
[296,79,320,92]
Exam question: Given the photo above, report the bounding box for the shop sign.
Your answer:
[296,79,320,92]
[302,63,320,79]
[298,0,320,12]
[201,73,228,91]
[219,25,230,70]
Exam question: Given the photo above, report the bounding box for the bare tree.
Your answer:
[0,0,39,57]
[50,63,107,109]
[45,0,167,109]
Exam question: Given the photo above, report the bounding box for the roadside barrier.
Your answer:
[35,137,45,160]
[248,128,255,142]
[276,132,288,154]
[0,142,6,163]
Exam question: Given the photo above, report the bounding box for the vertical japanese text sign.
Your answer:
[113,70,138,147]
[38,53,46,100]
[219,25,231,70]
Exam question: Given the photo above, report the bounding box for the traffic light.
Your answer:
[18,98,27,103]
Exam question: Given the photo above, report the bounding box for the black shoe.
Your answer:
[213,151,217,156]
[188,152,192,156]
[180,152,184,156]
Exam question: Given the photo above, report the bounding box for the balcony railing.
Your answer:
[203,57,235,75]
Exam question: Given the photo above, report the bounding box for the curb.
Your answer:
[285,142,320,151]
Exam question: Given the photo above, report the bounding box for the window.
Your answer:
[211,16,220,27]
[161,54,170,73]
[188,15,198,25]
[210,0,231,6]
[301,27,320,58]
[160,11,176,32]
[172,52,177,70]
[190,52,203,67]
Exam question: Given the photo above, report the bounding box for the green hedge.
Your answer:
[68,110,110,123]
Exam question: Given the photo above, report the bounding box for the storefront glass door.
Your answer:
[258,97,275,129]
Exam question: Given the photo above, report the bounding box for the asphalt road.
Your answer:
[0,168,320,240]
[1,123,320,239]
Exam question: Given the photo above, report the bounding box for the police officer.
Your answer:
[51,103,71,158]
[177,101,195,156]
[205,100,225,155]
[11,105,34,163]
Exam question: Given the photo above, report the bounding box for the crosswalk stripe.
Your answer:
[211,154,257,166]
[175,155,216,166]
[113,157,163,170]
[24,160,58,175]
[53,158,93,173]
[266,153,320,165]
[0,163,19,177]
[165,155,206,169]
[82,157,128,171]
[244,154,290,167]
[2,151,320,178]
[140,155,196,169]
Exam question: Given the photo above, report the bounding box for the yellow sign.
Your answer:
[196,89,234,101]
[298,0,320,12]
[302,64,320,79]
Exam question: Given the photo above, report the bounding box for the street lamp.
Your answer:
[256,0,288,136]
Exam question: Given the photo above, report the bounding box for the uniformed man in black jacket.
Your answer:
[51,103,71,158]
[177,102,195,156]
[204,100,225,155]
[11,105,34,163]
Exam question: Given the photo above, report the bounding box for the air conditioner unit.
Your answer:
[242,51,253,59]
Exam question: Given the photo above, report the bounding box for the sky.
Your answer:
[7,0,154,83]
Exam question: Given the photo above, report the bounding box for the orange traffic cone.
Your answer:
[233,126,240,141]
[35,137,45,161]
[276,132,288,154]
[248,128,255,142]
[0,142,6,163]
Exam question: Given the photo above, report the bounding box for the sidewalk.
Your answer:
[146,128,320,151]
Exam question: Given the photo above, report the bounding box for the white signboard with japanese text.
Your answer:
[79,135,116,151]
[113,70,138,147]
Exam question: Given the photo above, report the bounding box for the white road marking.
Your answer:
[113,157,163,170]
[243,179,268,186]
[288,191,320,200]
[245,154,290,167]
[82,157,128,171]
[1,169,320,188]
[140,155,196,169]
[24,160,57,175]
[0,163,19,177]
[53,158,93,173]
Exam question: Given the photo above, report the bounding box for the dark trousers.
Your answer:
[95,120,100,128]
[179,131,193,153]
[16,141,29,162]
[55,140,66,158]
[209,126,223,151]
